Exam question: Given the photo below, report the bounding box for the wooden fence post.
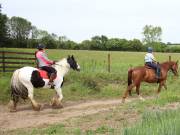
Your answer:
[108,53,111,72]
[169,55,171,61]
[2,51,5,72]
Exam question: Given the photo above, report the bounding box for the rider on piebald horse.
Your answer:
[35,44,56,87]
[144,47,160,80]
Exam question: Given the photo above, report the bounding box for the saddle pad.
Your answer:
[38,70,49,79]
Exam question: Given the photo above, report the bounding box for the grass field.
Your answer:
[0,48,180,134]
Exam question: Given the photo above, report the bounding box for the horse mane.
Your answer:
[55,58,67,65]
[159,61,177,70]
[160,61,176,66]
[52,58,68,70]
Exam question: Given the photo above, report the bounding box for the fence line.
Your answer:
[0,51,36,72]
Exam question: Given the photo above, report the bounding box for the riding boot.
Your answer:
[48,73,56,88]
[156,67,160,83]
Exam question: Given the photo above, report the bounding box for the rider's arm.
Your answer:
[40,52,54,65]
[151,54,156,63]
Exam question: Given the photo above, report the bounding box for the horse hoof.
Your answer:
[33,104,42,111]
[156,94,160,99]
[139,96,145,101]
[58,103,63,108]
[8,100,17,112]
[10,109,17,112]
[121,98,125,103]
[52,103,63,109]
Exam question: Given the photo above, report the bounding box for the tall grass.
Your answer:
[122,109,180,135]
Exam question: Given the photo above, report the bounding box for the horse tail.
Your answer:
[128,68,133,86]
[10,69,28,103]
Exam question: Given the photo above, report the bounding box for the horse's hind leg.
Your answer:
[9,97,19,112]
[122,83,135,103]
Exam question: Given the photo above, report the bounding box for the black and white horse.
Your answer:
[9,55,80,112]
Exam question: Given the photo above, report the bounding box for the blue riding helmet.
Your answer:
[147,47,153,53]
[37,44,45,50]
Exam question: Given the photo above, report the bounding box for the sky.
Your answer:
[1,0,180,43]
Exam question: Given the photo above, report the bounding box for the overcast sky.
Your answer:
[1,0,180,43]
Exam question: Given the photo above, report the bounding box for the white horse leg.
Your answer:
[51,88,63,108]
[28,88,42,111]
[57,88,63,101]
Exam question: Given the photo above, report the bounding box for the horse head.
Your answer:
[67,55,80,71]
[55,55,80,73]
[170,60,178,76]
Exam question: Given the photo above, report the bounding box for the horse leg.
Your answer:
[162,80,167,90]
[157,82,163,94]
[28,88,42,111]
[51,88,63,108]
[163,83,167,90]
[122,83,135,103]
[128,89,132,96]
[136,83,140,95]
[135,83,145,101]
[9,98,18,112]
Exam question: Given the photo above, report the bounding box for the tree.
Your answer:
[91,35,108,50]
[57,36,68,49]
[80,40,92,50]
[129,39,143,51]
[41,35,57,49]
[8,16,32,47]
[51,33,58,41]
[106,38,121,50]
[36,29,49,39]
[30,25,39,39]
[0,4,8,47]
[142,25,162,45]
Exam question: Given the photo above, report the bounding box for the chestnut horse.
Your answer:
[122,60,178,102]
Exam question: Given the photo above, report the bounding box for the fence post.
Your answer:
[108,53,111,72]
[169,55,171,61]
[2,51,5,72]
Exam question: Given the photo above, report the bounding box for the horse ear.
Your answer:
[71,55,74,59]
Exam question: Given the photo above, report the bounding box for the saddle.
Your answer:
[38,69,57,80]
[144,65,152,69]
[144,65,162,81]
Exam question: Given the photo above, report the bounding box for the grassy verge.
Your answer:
[122,109,180,135]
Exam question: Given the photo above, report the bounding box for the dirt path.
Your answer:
[0,98,138,131]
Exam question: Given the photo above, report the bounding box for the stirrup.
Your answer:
[156,76,160,83]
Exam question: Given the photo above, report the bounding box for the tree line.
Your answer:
[0,4,179,52]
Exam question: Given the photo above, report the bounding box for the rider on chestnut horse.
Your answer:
[122,47,178,103]
[145,47,161,80]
